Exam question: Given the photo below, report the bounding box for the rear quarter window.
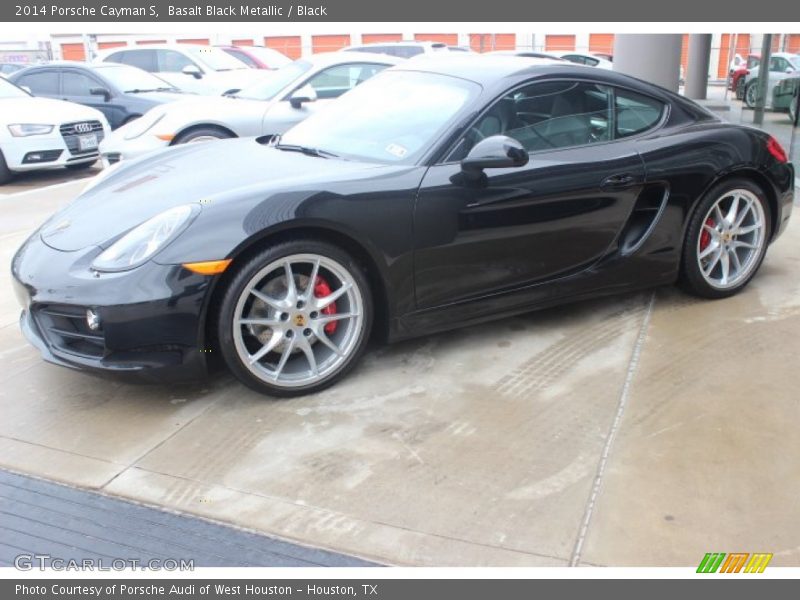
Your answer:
[615,89,665,138]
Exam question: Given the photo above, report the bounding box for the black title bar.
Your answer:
[2,0,799,22]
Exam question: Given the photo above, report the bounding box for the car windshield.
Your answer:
[279,70,480,164]
[789,55,800,68]
[235,60,312,100]
[187,46,249,71]
[0,76,29,98]
[247,47,292,68]
[97,64,177,92]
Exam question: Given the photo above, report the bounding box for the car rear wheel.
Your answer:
[0,149,11,185]
[174,126,233,145]
[735,77,746,100]
[680,178,770,299]
[744,81,760,108]
[218,240,373,397]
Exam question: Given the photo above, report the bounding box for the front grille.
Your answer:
[59,121,105,157]
[33,304,105,359]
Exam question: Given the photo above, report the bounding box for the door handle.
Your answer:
[601,173,637,189]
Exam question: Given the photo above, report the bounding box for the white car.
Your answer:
[99,52,402,164]
[552,52,614,69]
[743,53,800,108]
[0,77,110,184]
[486,50,566,61]
[342,40,453,59]
[96,44,273,95]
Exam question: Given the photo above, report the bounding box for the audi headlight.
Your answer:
[92,204,199,272]
[122,111,165,140]
[8,123,54,137]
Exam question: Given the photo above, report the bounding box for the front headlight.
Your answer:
[91,204,199,272]
[122,111,166,140]
[8,123,54,137]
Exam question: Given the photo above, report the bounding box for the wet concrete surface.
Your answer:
[0,170,798,566]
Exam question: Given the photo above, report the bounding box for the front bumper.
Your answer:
[11,233,211,382]
[99,128,169,165]
[4,131,101,172]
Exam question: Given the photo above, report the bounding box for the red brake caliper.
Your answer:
[699,217,715,251]
[313,276,338,335]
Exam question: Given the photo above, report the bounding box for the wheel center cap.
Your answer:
[293,314,307,327]
[721,231,733,243]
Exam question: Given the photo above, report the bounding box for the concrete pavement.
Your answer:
[0,163,798,567]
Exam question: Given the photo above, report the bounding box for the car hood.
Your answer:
[0,96,105,123]
[159,94,269,122]
[126,90,193,103]
[40,138,391,252]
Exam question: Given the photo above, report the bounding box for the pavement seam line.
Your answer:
[568,290,656,567]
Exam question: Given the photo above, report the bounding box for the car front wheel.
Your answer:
[680,178,770,299]
[218,240,373,397]
[174,126,233,145]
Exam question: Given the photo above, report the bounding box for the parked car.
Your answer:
[217,45,292,70]
[342,40,451,58]
[0,76,110,184]
[99,53,401,164]
[729,54,760,100]
[0,63,27,78]
[97,44,272,95]
[743,52,800,108]
[772,75,800,123]
[13,56,794,397]
[553,51,614,69]
[9,62,187,130]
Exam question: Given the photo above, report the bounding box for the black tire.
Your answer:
[744,81,760,109]
[0,149,11,185]
[680,177,771,299]
[65,160,96,171]
[173,126,233,145]
[217,239,374,397]
[735,78,746,100]
[790,94,799,126]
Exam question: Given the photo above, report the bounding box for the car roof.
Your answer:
[305,51,405,67]
[389,54,695,101]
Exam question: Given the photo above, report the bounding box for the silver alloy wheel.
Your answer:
[790,95,799,125]
[745,83,759,108]
[696,189,766,290]
[186,135,224,144]
[232,253,364,388]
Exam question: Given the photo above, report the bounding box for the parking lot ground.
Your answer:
[0,469,376,567]
[1,158,799,567]
[0,163,101,197]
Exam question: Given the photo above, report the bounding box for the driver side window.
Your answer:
[449,80,613,160]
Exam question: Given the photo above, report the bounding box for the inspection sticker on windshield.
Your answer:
[385,143,408,158]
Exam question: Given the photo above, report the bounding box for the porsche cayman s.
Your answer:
[12,56,795,396]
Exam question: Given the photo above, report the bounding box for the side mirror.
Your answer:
[786,67,794,74]
[289,84,317,109]
[461,135,528,174]
[90,86,111,101]
[182,64,203,79]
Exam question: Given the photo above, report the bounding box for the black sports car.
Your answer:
[11,56,795,396]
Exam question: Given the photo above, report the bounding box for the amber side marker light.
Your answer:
[156,133,175,142]
[182,259,232,275]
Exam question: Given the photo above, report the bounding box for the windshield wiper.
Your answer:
[125,87,179,93]
[274,144,340,159]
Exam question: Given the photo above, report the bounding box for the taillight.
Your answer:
[766,136,788,163]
